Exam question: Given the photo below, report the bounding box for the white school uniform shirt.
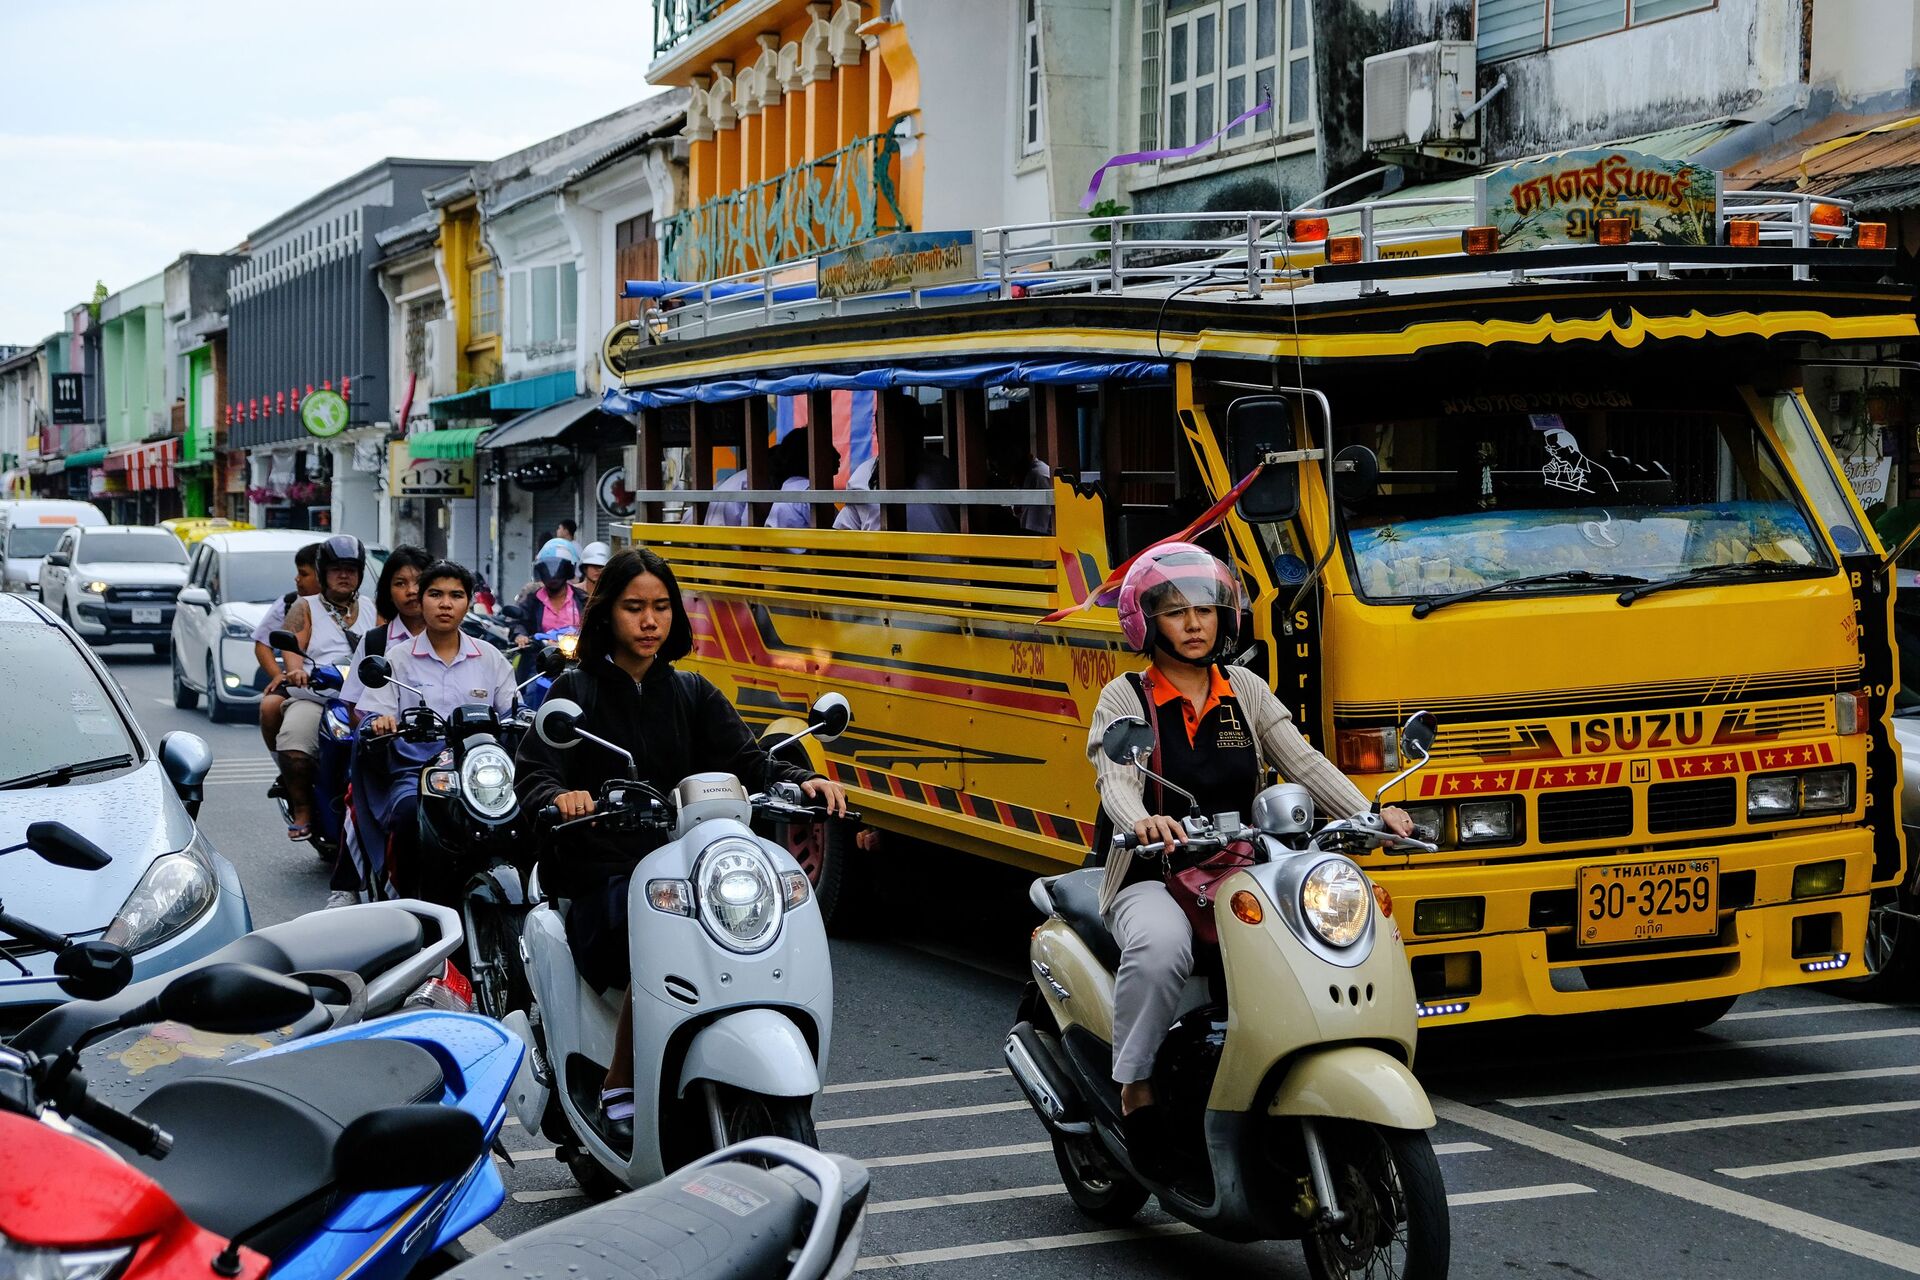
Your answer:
[1016,457,1054,535]
[251,594,295,646]
[355,630,519,722]
[339,618,423,706]
[703,470,750,527]
[833,458,881,532]
[766,475,813,529]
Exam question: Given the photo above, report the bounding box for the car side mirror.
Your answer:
[535,698,584,749]
[268,629,305,657]
[1226,396,1302,524]
[27,821,111,870]
[54,940,133,1001]
[1400,710,1438,761]
[158,732,213,819]
[808,692,851,742]
[1100,716,1154,766]
[149,962,314,1034]
[333,1105,486,1193]
[358,654,393,690]
[45,553,69,568]
[176,585,212,609]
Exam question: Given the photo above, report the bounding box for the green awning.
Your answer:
[64,447,107,470]
[407,427,487,460]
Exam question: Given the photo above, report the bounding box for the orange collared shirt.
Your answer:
[1139,663,1234,747]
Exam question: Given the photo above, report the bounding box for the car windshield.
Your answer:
[77,533,188,566]
[5,526,68,559]
[0,624,138,782]
[219,550,299,603]
[1333,390,1833,602]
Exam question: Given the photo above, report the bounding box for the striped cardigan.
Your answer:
[1087,663,1371,913]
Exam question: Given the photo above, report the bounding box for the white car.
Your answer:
[170,529,316,723]
[0,499,107,592]
[39,525,189,654]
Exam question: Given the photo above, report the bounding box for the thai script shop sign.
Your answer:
[1481,148,1717,249]
[390,450,474,498]
[818,230,978,300]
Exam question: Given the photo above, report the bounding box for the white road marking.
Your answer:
[870,1184,1065,1214]
[1721,1001,1897,1022]
[1711,1026,1920,1053]
[511,1188,585,1204]
[1503,1064,1920,1108]
[1433,1141,1491,1155]
[1434,1097,1920,1275]
[495,1146,556,1163]
[1447,1182,1595,1207]
[855,1222,1199,1271]
[1584,1099,1920,1142]
[1716,1146,1920,1180]
[860,1141,1054,1169]
[819,1101,1032,1131]
[457,1224,503,1254]
[824,1068,1011,1094]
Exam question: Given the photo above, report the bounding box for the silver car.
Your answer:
[0,593,249,1039]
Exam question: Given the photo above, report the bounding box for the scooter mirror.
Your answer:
[1401,710,1438,761]
[27,821,111,870]
[358,654,394,690]
[808,692,852,742]
[267,629,307,658]
[1100,716,1154,766]
[333,1105,486,1193]
[537,643,569,678]
[151,962,314,1034]
[54,940,133,1001]
[535,698,585,749]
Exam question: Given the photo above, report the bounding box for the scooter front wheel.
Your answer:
[1052,1131,1149,1225]
[1300,1124,1449,1280]
[712,1085,818,1149]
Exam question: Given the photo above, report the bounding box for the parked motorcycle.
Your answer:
[266,628,352,864]
[476,691,853,1199]
[1006,711,1451,1280]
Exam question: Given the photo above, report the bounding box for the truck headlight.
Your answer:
[1457,799,1517,845]
[1403,805,1445,845]
[83,580,110,596]
[694,838,781,952]
[1301,858,1370,948]
[1747,773,1799,819]
[460,745,516,818]
[1801,768,1853,813]
[104,834,216,952]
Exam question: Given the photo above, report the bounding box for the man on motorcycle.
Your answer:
[514,546,846,1146]
[1088,543,1414,1174]
[276,535,374,841]
[354,561,519,902]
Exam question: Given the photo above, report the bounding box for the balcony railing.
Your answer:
[654,0,726,57]
[661,124,909,281]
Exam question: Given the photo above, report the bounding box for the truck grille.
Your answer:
[1647,778,1737,834]
[1537,787,1633,843]
[104,585,177,603]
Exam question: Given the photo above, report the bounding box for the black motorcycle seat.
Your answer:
[1045,869,1120,972]
[127,1038,446,1258]
[444,1155,869,1280]
[13,907,424,1055]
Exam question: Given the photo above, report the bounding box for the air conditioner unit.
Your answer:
[424,318,456,397]
[1362,40,1481,166]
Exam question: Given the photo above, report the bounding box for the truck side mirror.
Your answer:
[1226,396,1301,524]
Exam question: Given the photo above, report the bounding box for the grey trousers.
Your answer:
[1106,880,1194,1085]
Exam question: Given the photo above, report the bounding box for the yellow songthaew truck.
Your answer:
[607,153,1912,1026]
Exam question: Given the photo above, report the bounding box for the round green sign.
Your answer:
[301,389,349,438]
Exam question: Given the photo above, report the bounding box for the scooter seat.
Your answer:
[125,1038,447,1258]
[1045,869,1120,972]
[442,1154,869,1280]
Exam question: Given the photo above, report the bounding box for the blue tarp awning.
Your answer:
[428,370,578,422]
[598,359,1171,414]
[624,279,1025,303]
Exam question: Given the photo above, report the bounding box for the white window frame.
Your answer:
[1162,0,1307,158]
[1021,0,1045,156]
[507,262,580,356]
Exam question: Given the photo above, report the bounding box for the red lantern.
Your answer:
[341,376,352,399]
[223,405,231,427]
[275,391,286,414]
[247,398,258,421]
[322,378,332,392]
[305,384,314,397]
[291,386,300,410]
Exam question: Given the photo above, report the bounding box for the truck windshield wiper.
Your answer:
[0,754,135,791]
[1410,570,1651,619]
[1615,559,1815,606]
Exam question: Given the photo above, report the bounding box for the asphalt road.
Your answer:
[97,643,1920,1279]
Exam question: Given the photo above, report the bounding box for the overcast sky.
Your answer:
[0,0,660,343]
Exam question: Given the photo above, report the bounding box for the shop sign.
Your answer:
[597,464,635,517]
[818,230,979,300]
[301,389,350,438]
[1844,451,1894,507]
[1480,148,1717,250]
[390,451,474,497]
[51,373,85,425]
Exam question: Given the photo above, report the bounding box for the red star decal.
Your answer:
[1723,755,1739,773]
[1762,751,1775,767]
[1802,747,1817,763]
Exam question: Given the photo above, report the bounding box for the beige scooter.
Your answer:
[1006,711,1449,1280]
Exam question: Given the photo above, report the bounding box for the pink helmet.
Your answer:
[1115,542,1248,655]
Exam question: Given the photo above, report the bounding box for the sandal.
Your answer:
[286,821,313,841]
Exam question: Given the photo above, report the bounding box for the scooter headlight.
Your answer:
[693,837,781,952]
[459,745,516,818]
[1300,858,1371,948]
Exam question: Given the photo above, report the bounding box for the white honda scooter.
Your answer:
[494,693,851,1198]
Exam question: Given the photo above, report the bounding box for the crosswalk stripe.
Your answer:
[1716,1145,1920,1180]
[1712,1027,1920,1052]
[1447,1182,1595,1206]
[855,1222,1198,1271]
[1583,1098,1920,1141]
[824,1068,1010,1094]
[1503,1064,1920,1108]
[495,1147,556,1163]
[819,1101,1031,1131]
[511,1189,584,1204]
[870,1184,1064,1214]
[457,1224,504,1254]
[1721,1001,1897,1021]
[860,1141,1054,1169]
[1433,1141,1491,1155]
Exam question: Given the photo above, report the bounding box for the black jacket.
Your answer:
[514,658,815,897]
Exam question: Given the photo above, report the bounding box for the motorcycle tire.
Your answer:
[560,1144,627,1203]
[1051,1130,1150,1225]
[1300,1123,1449,1280]
[1835,887,1920,1000]
[714,1085,818,1150]
[467,899,531,1020]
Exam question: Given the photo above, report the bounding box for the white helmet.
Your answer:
[581,541,612,567]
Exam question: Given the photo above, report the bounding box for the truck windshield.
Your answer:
[76,533,188,565]
[5,526,67,559]
[1334,396,1833,602]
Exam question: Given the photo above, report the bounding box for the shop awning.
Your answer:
[479,394,603,451]
[427,370,580,422]
[64,447,107,470]
[407,426,488,460]
[600,359,1171,413]
[1725,110,1920,214]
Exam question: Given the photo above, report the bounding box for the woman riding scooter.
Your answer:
[1089,542,1414,1174]
[514,547,847,1145]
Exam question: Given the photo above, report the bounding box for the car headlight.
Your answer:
[460,745,516,818]
[1300,858,1371,948]
[0,1236,133,1280]
[1457,799,1517,845]
[694,837,781,952]
[83,580,109,596]
[104,834,216,952]
[223,618,253,638]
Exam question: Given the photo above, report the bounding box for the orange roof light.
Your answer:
[1289,217,1330,242]
[1462,226,1499,255]
[1230,890,1265,926]
[1596,218,1633,247]
[1326,235,1364,265]
[1857,221,1888,249]
[1725,218,1761,247]
[1811,202,1846,241]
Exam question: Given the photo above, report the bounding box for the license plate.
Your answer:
[1576,858,1719,947]
[131,607,162,624]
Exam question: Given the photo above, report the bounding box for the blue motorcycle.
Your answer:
[267,629,354,862]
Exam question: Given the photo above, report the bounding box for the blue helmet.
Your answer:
[534,538,578,585]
